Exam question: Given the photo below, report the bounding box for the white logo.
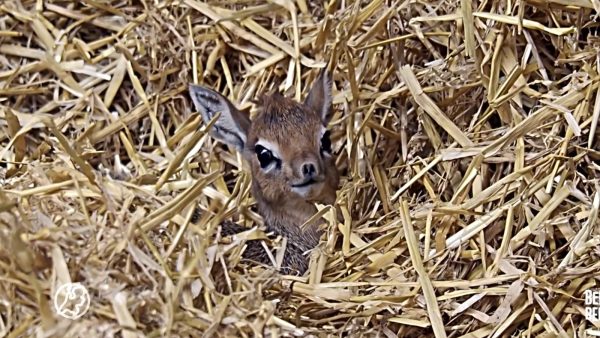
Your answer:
[53,282,91,320]
[585,289,600,321]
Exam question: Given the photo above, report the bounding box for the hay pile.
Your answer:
[1,0,599,336]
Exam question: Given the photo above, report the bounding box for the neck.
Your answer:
[252,187,322,249]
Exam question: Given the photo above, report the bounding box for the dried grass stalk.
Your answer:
[0,0,599,337]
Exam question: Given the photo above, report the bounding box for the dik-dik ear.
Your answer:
[304,68,333,124]
[189,84,250,151]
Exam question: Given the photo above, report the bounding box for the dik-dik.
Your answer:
[189,69,339,275]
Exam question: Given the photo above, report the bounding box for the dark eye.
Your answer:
[255,145,275,168]
[320,130,332,154]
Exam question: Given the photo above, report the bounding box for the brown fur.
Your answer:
[237,93,339,275]
[189,70,339,275]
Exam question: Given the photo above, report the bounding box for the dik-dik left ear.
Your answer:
[304,68,333,125]
[189,84,251,151]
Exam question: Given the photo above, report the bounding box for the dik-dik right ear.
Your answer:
[304,68,333,125]
[189,84,251,151]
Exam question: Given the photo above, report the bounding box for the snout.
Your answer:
[302,162,317,179]
[288,153,338,204]
[291,158,324,188]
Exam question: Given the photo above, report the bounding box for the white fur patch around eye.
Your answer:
[319,126,327,138]
[255,138,282,173]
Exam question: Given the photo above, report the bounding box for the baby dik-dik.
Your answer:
[188,69,340,275]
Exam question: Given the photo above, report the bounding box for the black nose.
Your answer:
[301,162,317,179]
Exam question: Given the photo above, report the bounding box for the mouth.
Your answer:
[291,178,320,188]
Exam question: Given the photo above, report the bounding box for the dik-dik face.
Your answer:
[189,70,339,207]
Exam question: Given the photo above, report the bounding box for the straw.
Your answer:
[0,0,598,336]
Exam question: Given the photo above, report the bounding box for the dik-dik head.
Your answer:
[189,70,339,211]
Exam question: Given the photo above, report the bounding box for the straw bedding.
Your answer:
[1,0,599,337]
